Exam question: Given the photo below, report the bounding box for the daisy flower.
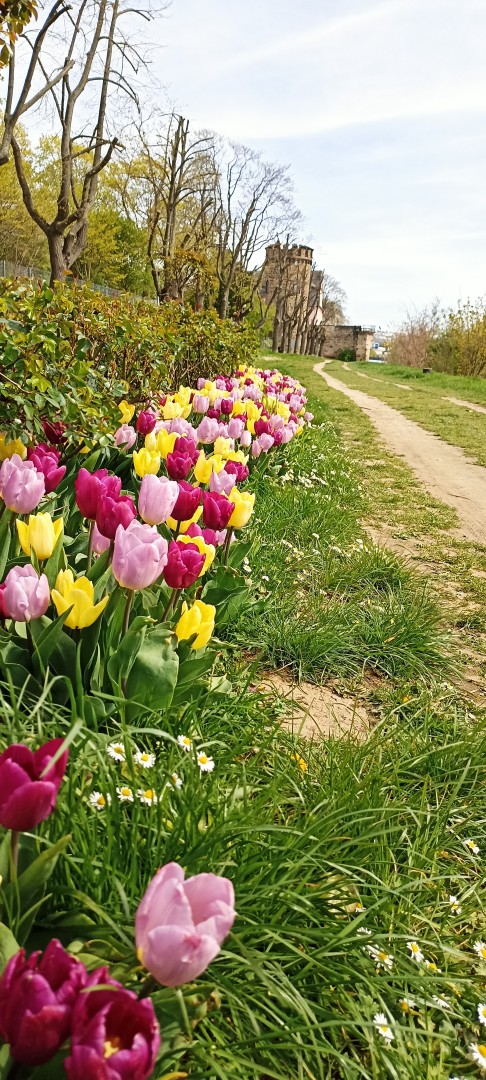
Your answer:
[197,752,215,773]
[89,791,111,811]
[169,773,183,789]
[116,785,134,803]
[177,734,192,752]
[407,941,424,963]
[399,997,417,1014]
[478,1003,486,1026]
[367,945,394,970]
[350,902,366,913]
[107,742,125,762]
[424,960,442,973]
[138,788,158,806]
[470,1043,486,1071]
[432,995,451,1010]
[357,927,372,936]
[449,895,462,914]
[464,838,480,855]
[373,1013,394,1042]
[474,942,486,961]
[134,750,156,769]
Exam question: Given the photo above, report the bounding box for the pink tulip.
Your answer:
[258,433,274,452]
[239,430,252,448]
[304,411,314,422]
[114,424,137,449]
[135,862,236,986]
[209,469,235,496]
[0,455,45,514]
[225,460,249,483]
[192,394,210,414]
[112,520,168,590]
[3,566,50,621]
[27,445,66,493]
[251,439,262,458]
[227,417,245,440]
[138,474,179,526]
[196,417,220,445]
[91,523,111,555]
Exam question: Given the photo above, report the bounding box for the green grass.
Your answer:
[355,362,486,407]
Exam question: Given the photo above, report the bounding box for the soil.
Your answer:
[315,362,486,546]
[261,671,370,740]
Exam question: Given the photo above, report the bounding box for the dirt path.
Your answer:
[315,362,486,546]
[444,396,486,415]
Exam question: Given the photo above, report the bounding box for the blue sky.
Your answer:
[150,0,486,327]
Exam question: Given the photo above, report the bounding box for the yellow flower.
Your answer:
[228,487,255,529]
[290,752,308,772]
[133,448,161,477]
[17,513,63,561]
[245,401,262,422]
[206,454,225,474]
[162,400,191,420]
[194,451,212,485]
[178,533,215,574]
[156,429,178,458]
[173,386,192,405]
[166,507,203,533]
[144,432,158,452]
[0,435,27,461]
[276,402,291,421]
[226,449,248,465]
[175,599,216,649]
[51,570,109,630]
[213,436,233,457]
[231,400,246,417]
[118,400,135,424]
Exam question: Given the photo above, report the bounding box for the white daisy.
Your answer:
[474,942,486,960]
[470,1043,486,1071]
[373,1012,394,1042]
[134,750,156,769]
[116,785,134,803]
[424,960,442,973]
[197,752,215,773]
[107,742,126,762]
[89,791,111,811]
[138,788,158,806]
[407,940,424,962]
[464,838,480,855]
[398,997,417,1014]
[449,895,462,914]
[177,734,192,752]
[169,773,183,789]
[367,944,394,970]
[432,995,451,1010]
[350,902,366,913]
[478,1003,486,1026]
[357,927,372,936]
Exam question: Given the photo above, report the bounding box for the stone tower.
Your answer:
[260,242,314,317]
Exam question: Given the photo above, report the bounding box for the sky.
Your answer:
[147,0,486,328]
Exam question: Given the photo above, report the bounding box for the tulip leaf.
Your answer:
[107,622,146,690]
[3,835,71,913]
[0,922,20,975]
[30,611,72,673]
[0,510,12,579]
[86,546,111,583]
[43,527,66,588]
[125,627,179,718]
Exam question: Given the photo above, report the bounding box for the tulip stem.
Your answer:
[161,588,179,622]
[86,519,95,572]
[223,528,233,566]
[138,973,158,1000]
[10,830,19,880]
[176,987,193,1041]
[122,590,133,638]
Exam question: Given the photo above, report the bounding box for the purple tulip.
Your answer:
[64,967,160,1080]
[138,474,179,526]
[196,417,220,444]
[75,468,121,521]
[227,417,245,440]
[0,454,45,513]
[163,540,204,589]
[171,480,202,523]
[135,862,235,986]
[27,445,66,493]
[96,492,136,540]
[112,520,168,590]
[3,565,50,622]
[209,468,235,496]
[166,450,193,481]
[136,410,157,435]
[192,394,210,414]
[202,491,235,531]
[114,424,137,449]
[0,737,69,831]
[0,940,87,1066]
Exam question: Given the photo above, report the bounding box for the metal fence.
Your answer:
[0,258,158,305]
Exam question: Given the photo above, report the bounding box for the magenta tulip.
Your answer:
[0,583,7,619]
[166,450,193,481]
[136,409,157,435]
[75,468,121,520]
[206,408,220,420]
[138,473,179,526]
[64,967,160,1080]
[0,737,68,831]
[114,423,137,449]
[96,492,136,541]
[42,419,65,445]
[225,460,249,483]
[163,540,204,589]
[3,565,50,622]
[273,429,284,445]
[202,491,235,531]
[135,862,235,986]
[171,480,202,523]
[174,436,199,464]
[27,445,66,493]
[0,454,45,513]
[0,940,87,1066]
[112,520,168,590]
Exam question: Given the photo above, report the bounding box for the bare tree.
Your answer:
[2,0,156,283]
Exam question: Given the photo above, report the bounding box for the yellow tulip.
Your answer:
[276,402,291,421]
[175,600,216,650]
[178,534,215,575]
[166,507,203,533]
[230,401,246,417]
[206,454,225,474]
[228,487,255,529]
[133,448,161,478]
[144,432,158,452]
[246,419,255,435]
[174,386,192,405]
[194,451,212,485]
[156,429,178,458]
[162,401,183,420]
[245,401,261,422]
[118,400,135,424]
[17,513,63,561]
[226,450,248,465]
[51,570,109,630]
[213,436,232,457]
[0,435,27,461]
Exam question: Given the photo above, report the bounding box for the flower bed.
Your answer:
[0,363,311,1077]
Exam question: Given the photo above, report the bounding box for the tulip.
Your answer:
[96,493,137,540]
[239,429,252,448]
[42,419,65,445]
[114,423,137,449]
[155,427,178,459]
[3,565,50,621]
[202,491,235,531]
[27,444,66,492]
[51,570,109,629]
[0,435,27,461]
[17,513,63,561]
[91,523,111,555]
[65,967,159,1080]
[133,447,161,478]
[196,417,220,445]
[178,533,215,575]
[112,521,168,590]
[0,737,69,832]
[192,393,209,414]
[166,450,193,481]
[304,411,314,422]
[0,583,7,619]
[138,473,179,526]
[220,397,233,415]
[228,487,255,529]
[135,862,235,986]
[136,409,157,435]
[194,451,212,485]
[118,400,135,424]
[163,540,204,589]
[175,600,216,650]
[170,480,202,523]
[227,417,245,440]
[273,429,284,445]
[0,940,86,1066]
[0,454,45,514]
[259,432,275,451]
[213,436,233,457]
[225,459,249,483]
[75,468,121,520]
[251,438,262,459]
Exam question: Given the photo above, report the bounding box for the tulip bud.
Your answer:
[138,474,179,526]
[175,600,216,650]
[112,521,168,590]
[136,410,157,435]
[17,512,63,561]
[0,454,45,514]
[2,565,50,621]
[228,487,255,529]
[42,419,65,445]
[114,423,137,449]
[166,450,193,481]
[133,448,161,478]
[0,737,68,831]
[202,491,235,531]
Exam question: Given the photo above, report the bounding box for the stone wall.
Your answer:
[322,325,373,362]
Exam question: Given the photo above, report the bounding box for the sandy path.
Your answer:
[444,396,486,415]
[314,362,486,545]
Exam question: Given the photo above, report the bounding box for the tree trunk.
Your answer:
[48,232,67,285]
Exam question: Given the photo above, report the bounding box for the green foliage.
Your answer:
[0,0,37,65]
[430,299,486,377]
[337,347,357,362]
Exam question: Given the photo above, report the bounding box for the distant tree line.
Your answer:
[388,300,486,378]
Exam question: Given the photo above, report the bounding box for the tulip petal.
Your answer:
[78,594,109,629]
[16,519,31,556]
[0,778,56,830]
[184,873,235,931]
[143,925,220,986]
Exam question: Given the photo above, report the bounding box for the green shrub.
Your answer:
[337,347,356,362]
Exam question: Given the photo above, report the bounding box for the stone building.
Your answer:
[321,324,374,362]
[260,242,313,318]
